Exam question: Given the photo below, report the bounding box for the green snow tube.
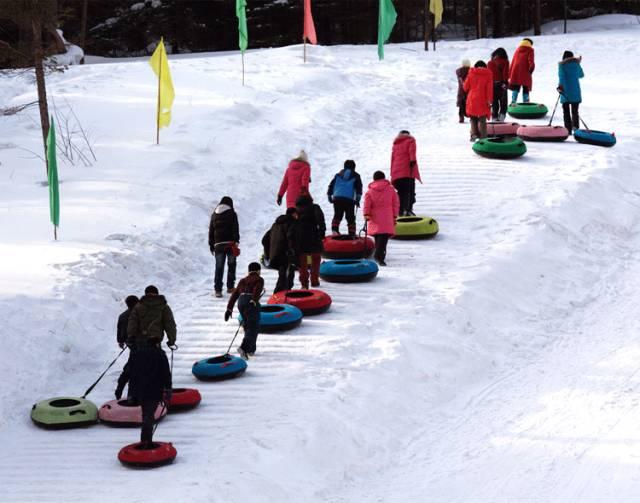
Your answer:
[31,397,99,429]
[393,216,439,240]
[472,137,527,159]
[507,102,548,119]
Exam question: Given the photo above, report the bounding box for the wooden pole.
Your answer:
[156,48,161,145]
[432,14,436,51]
[424,1,430,51]
[563,0,568,34]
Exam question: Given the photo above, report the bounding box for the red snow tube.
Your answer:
[517,125,569,142]
[118,441,177,468]
[268,289,332,316]
[167,388,201,412]
[322,235,374,259]
[99,399,167,427]
[487,121,520,137]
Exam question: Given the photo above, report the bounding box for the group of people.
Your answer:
[456,37,584,140]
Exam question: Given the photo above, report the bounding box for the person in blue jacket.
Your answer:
[557,50,584,133]
[327,160,363,236]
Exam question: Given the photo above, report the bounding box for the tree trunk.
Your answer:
[424,0,430,50]
[32,17,50,174]
[477,0,486,38]
[492,0,504,38]
[80,0,88,63]
[533,0,542,35]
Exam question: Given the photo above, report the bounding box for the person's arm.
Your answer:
[163,305,177,346]
[392,189,400,219]
[327,176,335,201]
[409,137,417,165]
[227,280,242,312]
[578,63,584,79]
[252,277,265,303]
[529,50,535,73]
[233,212,240,243]
[315,205,326,237]
[208,214,215,252]
[117,312,127,346]
[354,174,363,205]
[161,352,172,392]
[278,169,289,199]
[486,76,494,107]
[302,164,311,192]
[363,191,371,220]
[127,306,140,346]
[463,73,471,93]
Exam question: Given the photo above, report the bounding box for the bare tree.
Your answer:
[533,0,542,35]
[477,0,487,38]
[492,0,505,38]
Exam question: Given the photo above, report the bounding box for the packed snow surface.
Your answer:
[1,14,640,503]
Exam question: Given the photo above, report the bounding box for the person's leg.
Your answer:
[470,117,479,139]
[562,102,572,132]
[492,83,500,120]
[226,248,237,291]
[286,262,296,290]
[310,253,321,287]
[345,203,356,236]
[408,178,416,215]
[571,103,580,131]
[392,180,405,216]
[140,399,158,444]
[332,201,345,234]
[511,87,519,105]
[115,361,129,400]
[299,254,310,288]
[214,249,225,293]
[478,116,487,138]
[374,234,384,263]
[499,86,508,119]
[274,263,288,293]
[378,234,390,264]
[240,300,260,355]
[523,86,530,103]
[459,103,465,123]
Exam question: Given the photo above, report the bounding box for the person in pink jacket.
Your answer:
[277,150,311,209]
[390,130,422,217]
[363,171,400,266]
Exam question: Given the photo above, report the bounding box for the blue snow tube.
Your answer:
[192,354,247,381]
[319,259,379,283]
[574,129,616,147]
[239,304,303,333]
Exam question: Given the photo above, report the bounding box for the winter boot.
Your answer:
[214,290,223,298]
[237,347,249,360]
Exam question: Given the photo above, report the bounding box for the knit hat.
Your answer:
[219,196,233,207]
[248,262,261,272]
[344,159,356,171]
[373,171,385,181]
[462,58,471,67]
[145,285,159,295]
[562,50,574,60]
[295,150,308,162]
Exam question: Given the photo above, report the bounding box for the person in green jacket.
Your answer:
[127,285,177,349]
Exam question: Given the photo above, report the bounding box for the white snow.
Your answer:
[1,13,640,503]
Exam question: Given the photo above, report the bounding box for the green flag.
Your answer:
[47,117,60,231]
[236,0,248,53]
[377,0,397,60]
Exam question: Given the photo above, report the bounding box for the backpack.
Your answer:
[333,169,356,201]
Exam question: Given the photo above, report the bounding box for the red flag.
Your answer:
[303,0,317,44]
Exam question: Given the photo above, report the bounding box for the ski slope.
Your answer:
[1,14,640,502]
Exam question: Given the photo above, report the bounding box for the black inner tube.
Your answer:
[262,305,285,313]
[206,354,232,364]
[397,217,424,223]
[50,398,82,408]
[284,291,314,299]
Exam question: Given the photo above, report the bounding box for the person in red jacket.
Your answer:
[488,47,509,121]
[363,171,400,266]
[508,38,535,105]
[463,60,493,141]
[390,130,422,217]
[277,151,311,209]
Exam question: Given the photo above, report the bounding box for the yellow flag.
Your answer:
[149,38,175,129]
[430,0,443,28]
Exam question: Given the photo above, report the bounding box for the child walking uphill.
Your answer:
[456,59,471,123]
[208,196,240,297]
[463,61,494,141]
[509,38,535,104]
[295,194,326,288]
[390,131,422,217]
[225,262,264,360]
[488,48,509,121]
[558,50,584,134]
[327,159,363,236]
[363,171,399,267]
[277,151,311,209]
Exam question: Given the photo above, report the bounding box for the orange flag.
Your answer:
[303,0,317,44]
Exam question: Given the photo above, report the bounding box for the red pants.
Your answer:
[299,253,321,288]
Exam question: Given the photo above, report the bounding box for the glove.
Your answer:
[557,85,564,92]
[163,388,172,403]
[409,161,416,168]
[355,200,360,208]
[166,341,178,350]
[224,310,232,321]
[276,195,283,206]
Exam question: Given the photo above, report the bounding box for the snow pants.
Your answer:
[492,82,508,119]
[332,199,356,235]
[393,178,415,216]
[214,246,236,293]
[274,262,296,294]
[238,294,260,354]
[470,116,488,139]
[374,234,390,264]
[140,399,159,444]
[562,102,580,132]
[299,253,321,288]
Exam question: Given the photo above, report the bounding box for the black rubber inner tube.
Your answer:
[284,291,314,299]
[206,354,233,364]
[50,399,81,407]
[261,305,285,313]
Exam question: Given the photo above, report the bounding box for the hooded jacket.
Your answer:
[208,203,240,252]
[488,56,509,83]
[278,158,311,209]
[509,42,535,90]
[295,195,326,253]
[127,294,177,347]
[558,57,584,104]
[390,133,422,183]
[327,168,363,203]
[363,179,400,236]
[268,214,299,268]
[463,67,494,118]
[456,66,470,107]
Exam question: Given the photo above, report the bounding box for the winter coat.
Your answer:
[278,159,311,209]
[456,66,470,107]
[363,179,400,236]
[127,294,177,347]
[508,44,535,90]
[129,347,172,402]
[488,56,509,83]
[268,214,299,268]
[463,67,494,119]
[558,57,584,104]
[208,204,240,253]
[296,196,326,253]
[390,133,422,183]
[117,309,131,346]
[227,272,265,311]
[327,169,363,203]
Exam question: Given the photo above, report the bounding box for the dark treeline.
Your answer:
[1,0,639,66]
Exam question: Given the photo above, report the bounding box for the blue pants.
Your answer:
[238,294,260,354]
[511,86,530,103]
[214,246,236,292]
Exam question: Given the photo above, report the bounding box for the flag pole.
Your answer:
[54,225,57,241]
[156,43,161,145]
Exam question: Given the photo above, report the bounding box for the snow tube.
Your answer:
[192,354,247,381]
[118,441,177,468]
[507,102,548,119]
[393,216,439,240]
[473,137,527,159]
[268,289,332,316]
[240,304,303,332]
[574,129,616,147]
[517,125,569,142]
[322,235,375,259]
[167,388,201,412]
[486,122,520,137]
[31,397,98,429]
[98,399,167,427]
[319,259,379,283]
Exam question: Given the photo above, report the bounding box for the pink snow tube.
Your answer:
[517,125,569,142]
[99,399,167,427]
[487,122,520,137]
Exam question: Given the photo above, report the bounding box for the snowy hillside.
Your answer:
[1,14,640,502]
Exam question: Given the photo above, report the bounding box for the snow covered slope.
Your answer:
[1,14,640,503]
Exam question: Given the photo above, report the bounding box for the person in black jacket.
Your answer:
[208,196,240,297]
[295,194,326,289]
[114,294,139,400]
[269,207,299,293]
[327,160,363,236]
[128,346,172,446]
